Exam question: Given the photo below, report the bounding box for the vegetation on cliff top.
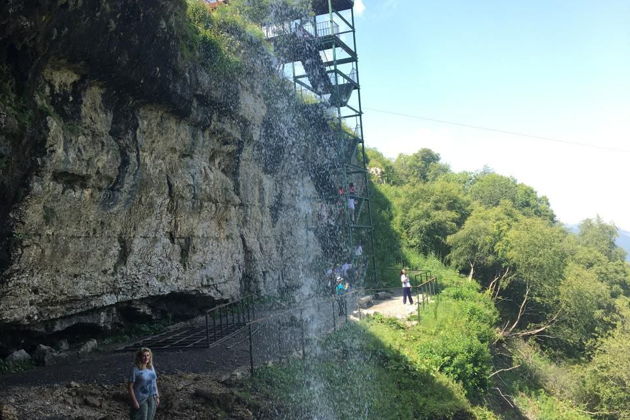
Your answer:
[182,0,309,77]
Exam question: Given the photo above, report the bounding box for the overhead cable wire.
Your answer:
[365,107,630,154]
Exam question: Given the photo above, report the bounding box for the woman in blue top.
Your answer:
[128,347,159,420]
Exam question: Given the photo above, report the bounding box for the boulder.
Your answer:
[358,295,373,308]
[57,339,70,351]
[33,344,57,365]
[375,291,393,300]
[83,395,103,408]
[78,339,98,354]
[5,349,31,363]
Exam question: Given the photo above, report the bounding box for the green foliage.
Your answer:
[447,203,519,282]
[407,254,460,281]
[184,0,283,76]
[514,391,592,420]
[366,147,397,185]
[369,182,404,281]
[393,148,450,185]
[507,339,582,400]
[184,0,243,74]
[360,144,629,417]
[414,282,498,399]
[500,217,568,318]
[468,172,555,222]
[222,0,311,26]
[0,359,35,375]
[246,322,471,419]
[581,311,630,418]
[577,217,627,262]
[470,406,500,420]
[396,181,470,259]
[549,262,616,358]
[490,339,593,420]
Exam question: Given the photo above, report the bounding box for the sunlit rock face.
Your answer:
[0,0,344,338]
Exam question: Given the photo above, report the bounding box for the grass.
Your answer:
[514,391,591,420]
[183,0,243,75]
[488,338,594,420]
[239,262,502,419]
[243,321,472,419]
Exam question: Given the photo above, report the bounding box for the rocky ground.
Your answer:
[0,372,257,420]
[0,292,413,419]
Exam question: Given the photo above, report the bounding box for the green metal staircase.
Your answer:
[266,0,377,285]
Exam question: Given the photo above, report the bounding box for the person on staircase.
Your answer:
[336,276,349,316]
[348,183,357,222]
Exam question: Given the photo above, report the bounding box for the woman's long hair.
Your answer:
[134,347,153,369]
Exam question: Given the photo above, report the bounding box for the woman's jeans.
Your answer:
[403,287,413,304]
[130,396,157,420]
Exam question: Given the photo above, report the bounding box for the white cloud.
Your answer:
[354,0,366,16]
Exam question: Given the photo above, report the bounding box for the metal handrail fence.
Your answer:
[204,294,255,348]
[119,275,438,376]
[240,274,439,377]
[241,289,361,376]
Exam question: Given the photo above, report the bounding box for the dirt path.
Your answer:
[0,293,416,391]
[0,304,346,389]
[359,289,425,320]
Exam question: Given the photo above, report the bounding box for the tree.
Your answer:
[583,310,630,418]
[393,148,449,185]
[365,148,397,185]
[397,181,470,259]
[577,217,626,262]
[549,262,616,358]
[469,173,517,208]
[369,182,404,280]
[447,203,519,284]
[468,172,555,221]
[499,218,568,323]
[566,239,630,297]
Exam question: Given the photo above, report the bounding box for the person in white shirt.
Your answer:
[400,269,413,304]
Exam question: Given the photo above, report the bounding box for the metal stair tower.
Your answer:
[266,0,377,285]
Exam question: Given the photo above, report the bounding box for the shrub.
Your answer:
[515,390,591,420]
[581,321,630,418]
[414,283,498,399]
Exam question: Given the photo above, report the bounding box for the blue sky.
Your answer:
[353,0,630,231]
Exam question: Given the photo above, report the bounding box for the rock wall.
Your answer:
[0,0,345,342]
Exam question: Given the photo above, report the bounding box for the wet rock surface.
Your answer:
[0,0,347,349]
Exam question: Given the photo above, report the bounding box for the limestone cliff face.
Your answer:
[0,0,344,339]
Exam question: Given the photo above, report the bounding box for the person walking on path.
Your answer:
[401,269,413,305]
[128,347,160,420]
